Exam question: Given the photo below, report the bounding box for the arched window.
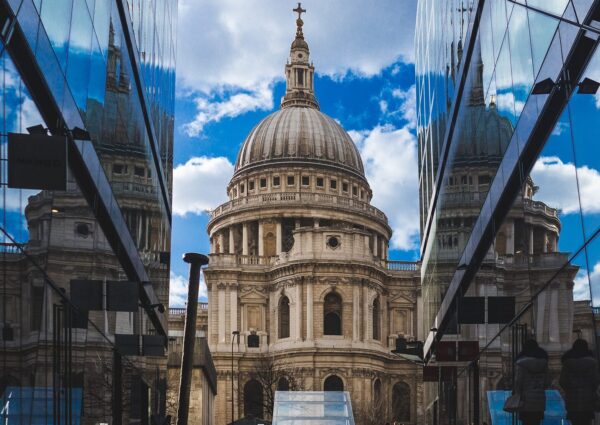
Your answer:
[244,379,264,418]
[277,376,290,391]
[324,292,342,335]
[324,375,344,392]
[373,297,380,340]
[392,382,411,422]
[374,378,382,401]
[279,296,290,339]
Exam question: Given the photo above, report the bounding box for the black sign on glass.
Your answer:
[458,297,485,324]
[70,280,103,311]
[106,281,140,312]
[436,341,457,362]
[115,334,140,356]
[458,341,479,361]
[488,296,516,324]
[70,279,139,312]
[7,133,67,190]
[142,335,166,356]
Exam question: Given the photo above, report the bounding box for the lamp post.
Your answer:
[231,330,240,423]
[176,253,209,425]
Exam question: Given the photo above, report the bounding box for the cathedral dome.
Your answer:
[232,4,365,181]
[234,107,365,179]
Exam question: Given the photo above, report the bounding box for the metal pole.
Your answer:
[231,331,239,423]
[176,253,209,425]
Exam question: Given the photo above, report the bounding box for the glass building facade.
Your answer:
[0,0,176,423]
[417,0,600,424]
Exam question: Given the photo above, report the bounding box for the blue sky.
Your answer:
[168,0,420,304]
[167,0,600,306]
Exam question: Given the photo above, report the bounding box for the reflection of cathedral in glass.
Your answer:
[427,37,582,425]
[0,2,175,423]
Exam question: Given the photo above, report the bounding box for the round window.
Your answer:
[298,53,303,58]
[327,236,340,249]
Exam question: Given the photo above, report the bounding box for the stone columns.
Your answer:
[296,282,303,341]
[218,232,224,254]
[535,290,546,339]
[506,220,515,255]
[382,293,388,345]
[529,226,534,255]
[373,234,378,257]
[276,221,283,255]
[218,283,226,344]
[306,280,314,341]
[229,228,235,254]
[363,285,369,341]
[258,222,264,256]
[242,223,248,256]
[353,283,360,342]
[230,284,238,334]
[549,287,559,342]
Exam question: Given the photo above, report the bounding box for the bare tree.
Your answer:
[244,354,309,419]
[354,396,387,425]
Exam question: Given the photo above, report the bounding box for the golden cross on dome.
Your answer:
[293,3,306,20]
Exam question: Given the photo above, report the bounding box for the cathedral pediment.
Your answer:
[239,286,268,302]
[389,292,415,306]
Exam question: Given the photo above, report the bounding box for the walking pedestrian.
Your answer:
[559,339,600,425]
[513,339,550,425]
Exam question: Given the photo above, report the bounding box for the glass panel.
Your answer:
[39,0,73,72]
[569,48,600,240]
[67,0,94,112]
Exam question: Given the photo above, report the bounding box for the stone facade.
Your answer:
[167,308,216,425]
[202,9,423,425]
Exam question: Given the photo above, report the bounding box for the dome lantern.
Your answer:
[281,3,319,110]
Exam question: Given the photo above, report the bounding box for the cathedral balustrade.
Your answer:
[497,252,569,268]
[522,198,558,219]
[209,191,387,223]
[111,180,157,198]
[386,260,420,271]
[168,304,208,316]
[209,253,277,267]
[0,242,24,254]
[441,190,482,207]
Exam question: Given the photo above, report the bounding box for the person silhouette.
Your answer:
[514,339,550,425]
[560,339,600,425]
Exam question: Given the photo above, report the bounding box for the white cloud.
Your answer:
[551,121,569,136]
[172,156,234,216]
[495,92,525,116]
[177,0,416,135]
[2,187,39,211]
[392,85,416,128]
[351,124,420,251]
[531,156,600,215]
[183,83,273,137]
[169,271,208,307]
[573,261,600,304]
[177,0,415,92]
